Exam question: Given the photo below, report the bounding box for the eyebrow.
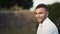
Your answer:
[35,12,43,14]
[38,12,43,14]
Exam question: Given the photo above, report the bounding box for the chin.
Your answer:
[37,19,44,23]
[37,20,42,23]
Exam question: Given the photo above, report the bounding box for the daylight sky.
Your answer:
[30,0,60,11]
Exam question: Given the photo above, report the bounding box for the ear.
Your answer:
[46,11,49,17]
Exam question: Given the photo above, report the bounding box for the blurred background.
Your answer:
[0,0,60,34]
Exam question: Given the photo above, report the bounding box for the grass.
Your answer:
[0,29,36,34]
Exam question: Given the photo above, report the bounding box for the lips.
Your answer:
[36,18,42,21]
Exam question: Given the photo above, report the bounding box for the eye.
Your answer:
[38,12,43,14]
[35,13,37,14]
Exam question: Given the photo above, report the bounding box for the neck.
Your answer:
[40,17,48,24]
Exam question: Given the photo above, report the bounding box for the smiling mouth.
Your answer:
[36,17,43,20]
[36,18,42,20]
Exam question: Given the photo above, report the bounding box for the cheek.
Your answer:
[39,14,45,17]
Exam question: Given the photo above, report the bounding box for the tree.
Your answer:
[0,0,33,9]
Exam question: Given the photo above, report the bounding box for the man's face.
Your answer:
[35,7,48,23]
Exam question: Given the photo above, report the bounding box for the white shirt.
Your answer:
[37,17,59,34]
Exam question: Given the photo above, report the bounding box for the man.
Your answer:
[34,4,59,34]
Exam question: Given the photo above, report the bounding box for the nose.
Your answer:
[35,14,40,18]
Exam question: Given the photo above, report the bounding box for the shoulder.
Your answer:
[42,17,59,34]
[45,18,58,34]
[45,18,58,30]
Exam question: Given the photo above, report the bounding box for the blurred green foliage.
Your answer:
[48,2,60,21]
[0,29,36,34]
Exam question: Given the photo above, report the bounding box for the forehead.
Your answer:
[35,7,46,13]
